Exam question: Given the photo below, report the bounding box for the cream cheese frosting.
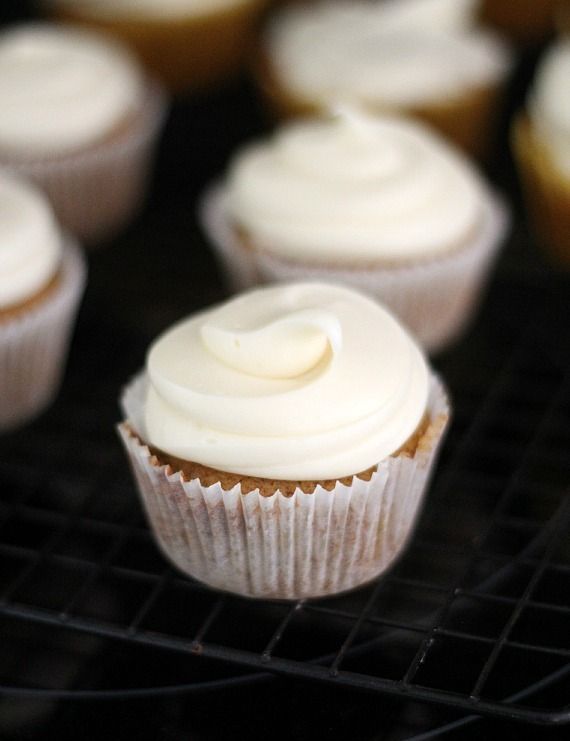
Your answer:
[0,25,145,157]
[0,172,62,310]
[144,282,429,480]
[266,0,511,108]
[50,0,253,21]
[528,40,570,178]
[226,111,487,262]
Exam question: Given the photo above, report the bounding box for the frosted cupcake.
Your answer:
[47,0,269,94]
[513,40,570,266]
[0,24,167,244]
[0,172,86,431]
[255,0,512,158]
[200,110,509,352]
[119,282,450,599]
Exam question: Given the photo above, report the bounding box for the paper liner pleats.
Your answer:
[118,374,449,600]
[200,185,509,354]
[3,84,167,246]
[0,242,86,432]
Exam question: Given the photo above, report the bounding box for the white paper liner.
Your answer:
[0,241,87,432]
[2,83,168,246]
[200,185,510,354]
[118,372,450,600]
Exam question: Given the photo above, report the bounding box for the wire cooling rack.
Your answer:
[0,259,568,727]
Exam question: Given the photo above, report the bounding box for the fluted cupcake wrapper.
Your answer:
[118,373,450,600]
[2,83,167,246]
[0,242,86,432]
[200,185,509,353]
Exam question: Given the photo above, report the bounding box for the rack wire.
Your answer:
[0,269,569,727]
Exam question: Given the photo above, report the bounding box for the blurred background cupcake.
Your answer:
[0,24,167,245]
[46,0,270,94]
[0,171,86,431]
[512,39,570,266]
[200,109,510,353]
[254,0,513,158]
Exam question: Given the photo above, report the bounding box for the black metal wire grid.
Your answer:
[0,277,568,728]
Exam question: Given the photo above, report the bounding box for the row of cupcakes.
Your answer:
[107,0,562,600]
[0,164,451,599]
[1,10,568,432]
[1,3,567,261]
[0,4,565,384]
[0,4,565,601]
[34,0,568,166]
[43,0,567,96]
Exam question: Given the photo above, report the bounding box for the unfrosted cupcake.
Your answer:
[513,40,570,266]
[47,0,269,94]
[0,24,167,244]
[201,110,509,352]
[119,282,450,599]
[0,171,86,431]
[255,0,512,158]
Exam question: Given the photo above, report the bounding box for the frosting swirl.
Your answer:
[144,283,429,480]
[0,25,144,157]
[529,40,570,177]
[0,171,62,310]
[226,111,487,262]
[266,0,511,108]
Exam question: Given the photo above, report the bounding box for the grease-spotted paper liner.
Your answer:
[2,83,167,246]
[201,185,509,354]
[118,373,449,600]
[0,241,86,432]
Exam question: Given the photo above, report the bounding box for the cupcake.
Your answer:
[119,282,450,599]
[478,0,557,46]
[200,110,509,353]
[513,40,570,266]
[46,0,270,94]
[0,171,86,431]
[0,24,167,245]
[255,0,513,158]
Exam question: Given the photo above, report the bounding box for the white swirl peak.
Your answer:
[144,282,429,480]
[0,24,144,157]
[0,171,62,310]
[226,111,487,262]
[201,308,342,379]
